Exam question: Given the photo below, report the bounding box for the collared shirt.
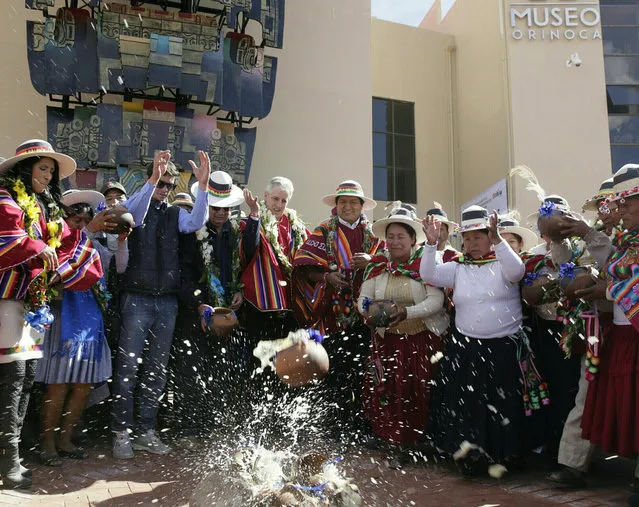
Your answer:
[123,182,208,233]
[338,216,361,230]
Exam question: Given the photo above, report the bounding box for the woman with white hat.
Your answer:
[0,140,103,488]
[425,203,459,263]
[498,216,538,254]
[581,164,639,496]
[421,205,533,475]
[358,203,449,468]
[35,189,127,467]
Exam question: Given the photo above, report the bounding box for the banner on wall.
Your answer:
[461,178,508,216]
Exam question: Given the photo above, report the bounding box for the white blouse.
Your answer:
[419,241,525,339]
[357,272,450,337]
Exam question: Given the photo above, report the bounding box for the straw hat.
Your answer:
[527,195,571,223]
[611,164,639,201]
[203,171,244,208]
[372,202,426,244]
[459,205,489,233]
[582,177,614,212]
[426,202,457,231]
[321,180,376,211]
[61,189,105,210]
[498,218,538,252]
[172,192,194,209]
[0,139,76,179]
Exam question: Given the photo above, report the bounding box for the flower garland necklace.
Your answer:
[10,179,64,317]
[196,219,243,308]
[325,213,376,329]
[258,200,306,276]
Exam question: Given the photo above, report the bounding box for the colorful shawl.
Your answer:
[242,209,308,312]
[607,230,639,332]
[451,252,497,265]
[293,214,383,334]
[364,247,423,281]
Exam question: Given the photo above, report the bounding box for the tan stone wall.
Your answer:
[371,19,455,220]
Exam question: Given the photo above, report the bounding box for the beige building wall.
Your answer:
[371,19,455,220]
[249,0,373,228]
[505,0,611,220]
[0,2,50,158]
[421,0,512,221]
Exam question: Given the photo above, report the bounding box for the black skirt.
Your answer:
[427,329,529,463]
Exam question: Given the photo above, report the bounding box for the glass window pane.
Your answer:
[603,27,639,55]
[611,145,639,172]
[601,5,639,27]
[373,132,393,166]
[373,166,393,201]
[605,56,639,84]
[610,115,639,143]
[394,135,416,169]
[395,167,417,204]
[608,86,639,106]
[393,101,415,135]
[373,98,392,132]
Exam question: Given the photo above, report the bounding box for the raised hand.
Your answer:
[488,211,501,245]
[149,150,171,185]
[244,188,259,216]
[557,216,591,239]
[189,151,211,191]
[421,215,440,246]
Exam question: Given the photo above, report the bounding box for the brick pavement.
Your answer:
[0,442,634,506]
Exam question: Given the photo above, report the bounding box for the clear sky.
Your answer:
[370,0,436,27]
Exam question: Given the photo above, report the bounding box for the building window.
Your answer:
[372,98,417,203]
[602,0,639,170]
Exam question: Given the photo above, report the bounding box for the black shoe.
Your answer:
[547,467,586,488]
[19,464,32,478]
[630,478,639,494]
[57,447,89,460]
[38,452,63,467]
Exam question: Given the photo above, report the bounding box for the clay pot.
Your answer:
[275,341,329,387]
[559,267,596,303]
[521,275,557,306]
[366,299,394,327]
[211,307,238,337]
[107,206,135,234]
[296,453,328,481]
[537,214,570,242]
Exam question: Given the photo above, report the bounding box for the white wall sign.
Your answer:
[461,178,508,216]
[509,2,601,42]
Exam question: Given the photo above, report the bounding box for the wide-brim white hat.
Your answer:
[459,205,489,233]
[0,139,76,179]
[582,177,615,212]
[612,164,639,201]
[203,171,244,208]
[372,203,426,244]
[321,180,376,211]
[426,206,457,231]
[498,219,539,252]
[61,189,105,210]
[172,192,194,209]
[526,195,571,223]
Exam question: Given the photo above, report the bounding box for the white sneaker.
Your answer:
[113,430,134,459]
[131,430,172,455]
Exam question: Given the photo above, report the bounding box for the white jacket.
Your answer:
[357,272,450,337]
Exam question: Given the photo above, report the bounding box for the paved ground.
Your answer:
[0,440,634,506]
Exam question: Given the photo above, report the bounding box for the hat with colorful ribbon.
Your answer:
[459,205,489,233]
[321,180,376,211]
[372,201,426,244]
[611,163,639,201]
[582,177,614,212]
[202,171,244,208]
[0,139,76,179]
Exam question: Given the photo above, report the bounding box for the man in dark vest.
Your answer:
[111,150,210,459]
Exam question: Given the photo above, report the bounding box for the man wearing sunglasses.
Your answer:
[111,149,210,460]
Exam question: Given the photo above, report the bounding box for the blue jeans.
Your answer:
[111,293,177,432]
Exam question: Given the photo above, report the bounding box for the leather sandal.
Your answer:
[57,447,89,459]
[546,467,586,488]
[38,452,62,467]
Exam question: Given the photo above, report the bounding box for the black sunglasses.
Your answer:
[156,180,177,190]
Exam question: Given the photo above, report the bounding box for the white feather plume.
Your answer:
[385,200,403,214]
[510,165,546,202]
